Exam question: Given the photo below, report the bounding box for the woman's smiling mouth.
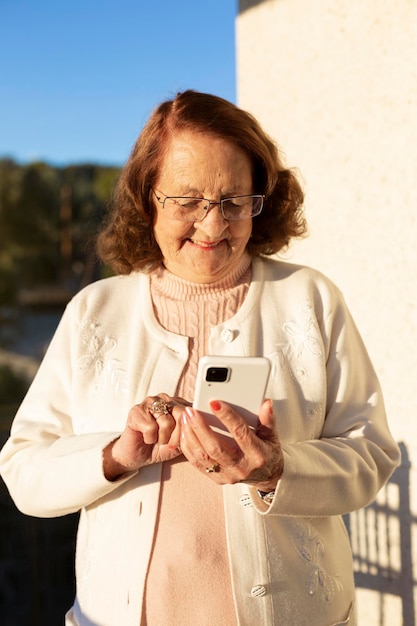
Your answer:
[188,238,225,248]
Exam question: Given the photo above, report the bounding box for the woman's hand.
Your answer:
[180,399,284,491]
[103,394,188,480]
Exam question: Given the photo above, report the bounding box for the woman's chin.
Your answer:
[177,246,232,281]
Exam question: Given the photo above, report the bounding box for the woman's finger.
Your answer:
[181,407,244,479]
[127,402,159,445]
[180,408,216,469]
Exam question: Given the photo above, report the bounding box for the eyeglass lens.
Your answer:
[163,195,263,221]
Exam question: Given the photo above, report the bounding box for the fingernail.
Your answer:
[210,400,221,412]
[185,406,195,419]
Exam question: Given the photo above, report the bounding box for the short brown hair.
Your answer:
[97,90,306,274]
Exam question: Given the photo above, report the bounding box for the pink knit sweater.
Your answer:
[141,257,251,625]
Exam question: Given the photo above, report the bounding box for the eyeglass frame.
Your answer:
[151,188,265,222]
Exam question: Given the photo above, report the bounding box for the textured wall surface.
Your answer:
[237,1,417,623]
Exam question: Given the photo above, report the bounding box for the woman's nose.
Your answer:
[197,204,227,233]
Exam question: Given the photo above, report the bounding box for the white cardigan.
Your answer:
[0,257,400,626]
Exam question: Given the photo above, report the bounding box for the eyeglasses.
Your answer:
[152,189,264,222]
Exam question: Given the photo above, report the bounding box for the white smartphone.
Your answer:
[193,355,271,437]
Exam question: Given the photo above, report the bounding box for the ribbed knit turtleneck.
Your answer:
[150,255,252,402]
[143,257,251,626]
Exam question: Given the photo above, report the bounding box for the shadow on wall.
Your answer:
[345,442,416,626]
[239,0,267,14]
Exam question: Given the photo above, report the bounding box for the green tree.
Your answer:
[0,158,120,301]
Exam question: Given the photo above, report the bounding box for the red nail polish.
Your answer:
[210,400,221,412]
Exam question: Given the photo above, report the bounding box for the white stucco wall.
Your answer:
[237,1,417,623]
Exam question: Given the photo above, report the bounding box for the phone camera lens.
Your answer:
[206,367,229,383]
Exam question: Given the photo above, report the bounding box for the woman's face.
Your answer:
[152,130,254,284]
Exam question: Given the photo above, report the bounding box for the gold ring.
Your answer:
[205,464,219,474]
[150,399,171,418]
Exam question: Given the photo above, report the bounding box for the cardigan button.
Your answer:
[251,585,267,597]
[221,328,235,343]
[239,494,253,508]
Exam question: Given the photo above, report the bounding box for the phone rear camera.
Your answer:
[206,367,229,383]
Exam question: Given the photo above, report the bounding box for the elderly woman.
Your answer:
[0,90,399,626]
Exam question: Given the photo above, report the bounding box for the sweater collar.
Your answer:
[150,254,252,300]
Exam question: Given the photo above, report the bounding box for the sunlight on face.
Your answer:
[153,131,254,283]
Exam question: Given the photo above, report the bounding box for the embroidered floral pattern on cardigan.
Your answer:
[76,320,128,395]
[290,520,343,604]
[268,301,323,381]
[282,302,323,360]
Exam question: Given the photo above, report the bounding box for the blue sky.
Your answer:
[0,0,237,166]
